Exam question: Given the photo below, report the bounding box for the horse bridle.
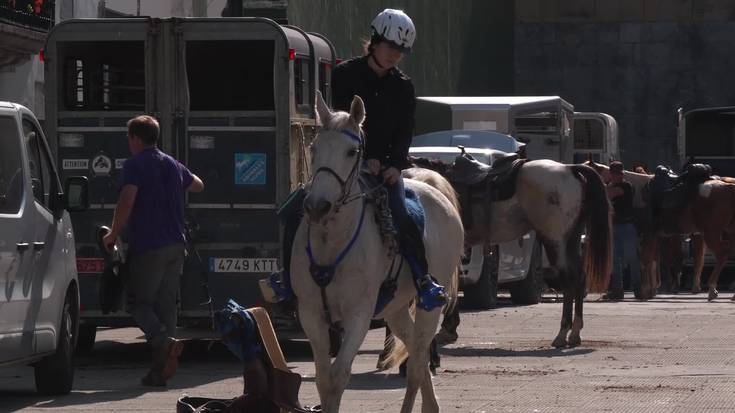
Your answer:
[305,127,366,356]
[309,129,365,213]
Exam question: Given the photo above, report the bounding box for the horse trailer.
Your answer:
[677,106,735,271]
[43,17,335,347]
[413,96,619,308]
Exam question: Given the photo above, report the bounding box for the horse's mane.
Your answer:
[409,156,451,175]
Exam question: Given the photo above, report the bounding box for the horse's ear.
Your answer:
[315,90,331,126]
[349,95,365,126]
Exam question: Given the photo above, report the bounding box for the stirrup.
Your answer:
[259,271,294,303]
[416,276,447,311]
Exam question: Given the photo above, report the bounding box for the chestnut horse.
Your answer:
[587,161,735,300]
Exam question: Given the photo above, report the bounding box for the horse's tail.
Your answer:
[377,305,412,371]
[572,165,613,293]
[377,267,459,371]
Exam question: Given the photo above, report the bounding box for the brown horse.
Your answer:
[413,154,612,347]
[586,161,735,300]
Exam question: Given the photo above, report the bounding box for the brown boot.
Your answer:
[158,337,184,381]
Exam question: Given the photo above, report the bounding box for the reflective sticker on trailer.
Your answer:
[62,159,89,170]
[234,153,266,185]
[209,257,278,273]
[77,258,105,273]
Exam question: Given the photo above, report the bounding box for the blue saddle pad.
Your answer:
[404,187,426,234]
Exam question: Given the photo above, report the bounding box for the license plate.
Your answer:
[209,258,278,273]
[77,258,106,273]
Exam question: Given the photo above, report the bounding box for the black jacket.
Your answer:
[331,56,416,170]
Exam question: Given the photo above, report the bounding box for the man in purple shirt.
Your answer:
[104,115,204,387]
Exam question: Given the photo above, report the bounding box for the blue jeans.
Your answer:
[610,222,641,293]
[386,174,407,227]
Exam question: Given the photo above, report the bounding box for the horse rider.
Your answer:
[266,8,447,311]
[603,161,642,300]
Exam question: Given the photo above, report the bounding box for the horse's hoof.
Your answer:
[708,289,719,301]
[552,337,567,348]
[731,295,735,302]
[567,335,581,347]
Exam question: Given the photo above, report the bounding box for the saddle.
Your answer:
[448,147,520,185]
[649,164,712,211]
[444,149,528,232]
[177,302,320,413]
[447,149,528,202]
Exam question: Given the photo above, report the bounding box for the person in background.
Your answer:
[603,161,641,300]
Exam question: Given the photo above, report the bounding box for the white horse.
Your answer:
[291,92,464,413]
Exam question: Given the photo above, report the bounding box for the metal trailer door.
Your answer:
[45,19,151,324]
[171,19,289,323]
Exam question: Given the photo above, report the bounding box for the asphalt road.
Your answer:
[3,292,735,412]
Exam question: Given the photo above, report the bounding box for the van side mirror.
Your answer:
[64,176,90,212]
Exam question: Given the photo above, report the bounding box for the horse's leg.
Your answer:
[407,308,442,413]
[325,310,373,413]
[671,236,683,294]
[568,287,585,347]
[691,234,705,294]
[568,258,586,347]
[552,285,573,348]
[298,302,335,410]
[639,234,658,299]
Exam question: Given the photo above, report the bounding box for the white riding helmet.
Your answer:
[370,9,416,53]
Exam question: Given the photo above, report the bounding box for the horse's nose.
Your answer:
[304,196,332,221]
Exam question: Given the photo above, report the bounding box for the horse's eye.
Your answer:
[347,148,358,157]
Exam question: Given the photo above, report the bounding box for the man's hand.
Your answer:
[382,167,400,185]
[367,159,381,175]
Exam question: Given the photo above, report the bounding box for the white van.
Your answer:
[0,102,89,395]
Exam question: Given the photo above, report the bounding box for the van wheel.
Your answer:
[510,241,543,305]
[76,324,97,354]
[35,291,77,395]
[462,246,498,310]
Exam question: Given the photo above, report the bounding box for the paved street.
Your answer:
[3,293,735,412]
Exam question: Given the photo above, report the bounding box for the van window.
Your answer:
[60,41,145,111]
[573,119,604,150]
[0,117,24,214]
[186,40,275,111]
[22,120,54,209]
[293,57,311,110]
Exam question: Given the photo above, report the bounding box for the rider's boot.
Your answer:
[260,187,305,304]
[263,269,295,303]
[400,219,447,311]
